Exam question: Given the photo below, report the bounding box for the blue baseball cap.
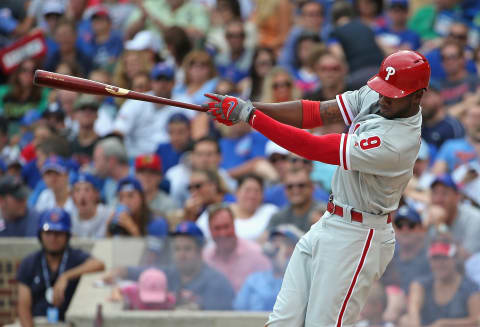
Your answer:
[42,156,69,174]
[270,224,304,244]
[431,174,458,191]
[394,205,422,224]
[116,176,144,194]
[147,218,169,238]
[150,62,175,80]
[38,207,72,233]
[168,113,190,125]
[72,172,101,191]
[171,221,205,245]
[389,0,408,8]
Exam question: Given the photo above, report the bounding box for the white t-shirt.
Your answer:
[196,203,278,241]
[34,189,77,217]
[71,204,113,238]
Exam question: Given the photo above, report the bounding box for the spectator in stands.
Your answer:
[167,221,235,310]
[215,20,254,84]
[421,85,465,153]
[0,175,39,237]
[432,40,480,107]
[42,102,68,137]
[254,0,293,54]
[424,175,480,255]
[227,174,278,241]
[131,72,151,92]
[71,173,112,238]
[16,208,104,324]
[118,268,176,310]
[87,69,117,138]
[55,89,79,137]
[203,203,271,291]
[431,104,480,175]
[69,95,100,167]
[304,50,353,101]
[355,281,391,327]
[238,47,276,101]
[260,66,302,103]
[112,49,154,96]
[106,177,168,237]
[78,6,123,73]
[35,156,76,217]
[155,113,192,174]
[267,169,320,233]
[291,33,322,94]
[233,224,303,311]
[401,238,480,326]
[134,154,178,215]
[328,1,384,90]
[0,59,49,135]
[279,1,325,75]
[164,26,192,73]
[166,136,235,206]
[375,0,421,55]
[387,206,431,293]
[93,137,130,204]
[353,0,384,28]
[125,0,210,44]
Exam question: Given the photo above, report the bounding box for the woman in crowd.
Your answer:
[230,174,278,241]
[238,47,276,101]
[260,66,302,103]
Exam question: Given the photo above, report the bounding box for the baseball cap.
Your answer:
[138,268,168,303]
[74,94,100,111]
[265,140,289,158]
[170,221,205,244]
[431,174,458,191]
[43,0,65,16]
[168,113,190,125]
[428,241,457,258]
[42,156,69,174]
[38,207,72,233]
[150,63,175,80]
[394,205,422,224]
[269,224,304,244]
[116,176,143,194]
[147,218,169,238]
[90,5,110,19]
[43,102,66,120]
[0,175,29,199]
[135,154,162,172]
[389,0,408,9]
[71,172,101,191]
[125,30,161,53]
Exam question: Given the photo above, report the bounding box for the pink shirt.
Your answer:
[120,284,176,310]
[203,238,271,292]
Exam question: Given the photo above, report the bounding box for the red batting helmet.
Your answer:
[367,50,430,98]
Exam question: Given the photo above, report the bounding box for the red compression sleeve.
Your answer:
[301,100,323,129]
[250,110,341,165]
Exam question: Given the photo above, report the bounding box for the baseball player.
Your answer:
[205,50,430,326]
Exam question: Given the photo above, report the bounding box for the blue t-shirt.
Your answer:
[434,138,477,172]
[264,184,329,208]
[375,25,421,50]
[16,248,90,321]
[0,209,39,237]
[233,269,282,311]
[21,159,42,190]
[425,48,477,81]
[421,114,465,153]
[77,30,124,70]
[156,142,183,174]
[220,132,268,170]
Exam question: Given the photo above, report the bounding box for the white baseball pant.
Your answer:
[265,210,395,327]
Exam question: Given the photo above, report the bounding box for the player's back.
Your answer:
[332,86,421,215]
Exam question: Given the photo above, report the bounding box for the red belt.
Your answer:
[327,201,392,224]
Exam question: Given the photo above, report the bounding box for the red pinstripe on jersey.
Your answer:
[336,94,354,125]
[336,228,374,327]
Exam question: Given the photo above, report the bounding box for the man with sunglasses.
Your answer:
[205,50,430,326]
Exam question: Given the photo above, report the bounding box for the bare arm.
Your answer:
[253,99,345,128]
[17,283,33,327]
[405,281,424,327]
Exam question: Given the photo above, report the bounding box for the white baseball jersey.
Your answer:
[333,85,422,215]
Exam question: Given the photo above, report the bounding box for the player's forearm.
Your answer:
[252,101,304,128]
[249,110,341,165]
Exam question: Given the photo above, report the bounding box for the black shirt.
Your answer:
[16,247,90,320]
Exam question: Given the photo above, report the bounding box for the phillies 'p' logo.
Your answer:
[385,66,396,80]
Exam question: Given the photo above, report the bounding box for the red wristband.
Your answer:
[301,100,323,129]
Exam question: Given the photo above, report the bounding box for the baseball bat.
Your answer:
[33,70,206,112]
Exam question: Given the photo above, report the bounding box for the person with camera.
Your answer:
[16,208,104,326]
[106,176,168,237]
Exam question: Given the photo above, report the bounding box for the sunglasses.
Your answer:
[319,65,341,72]
[289,157,311,164]
[273,81,292,90]
[286,183,308,190]
[188,182,205,191]
[449,33,467,41]
[226,32,245,39]
[441,54,461,61]
[394,219,418,230]
[269,154,288,163]
[190,61,209,68]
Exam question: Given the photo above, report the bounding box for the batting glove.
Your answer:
[204,93,255,125]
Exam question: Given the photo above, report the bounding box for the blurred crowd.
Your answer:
[1,0,480,326]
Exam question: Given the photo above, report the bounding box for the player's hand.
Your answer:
[204,93,255,125]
